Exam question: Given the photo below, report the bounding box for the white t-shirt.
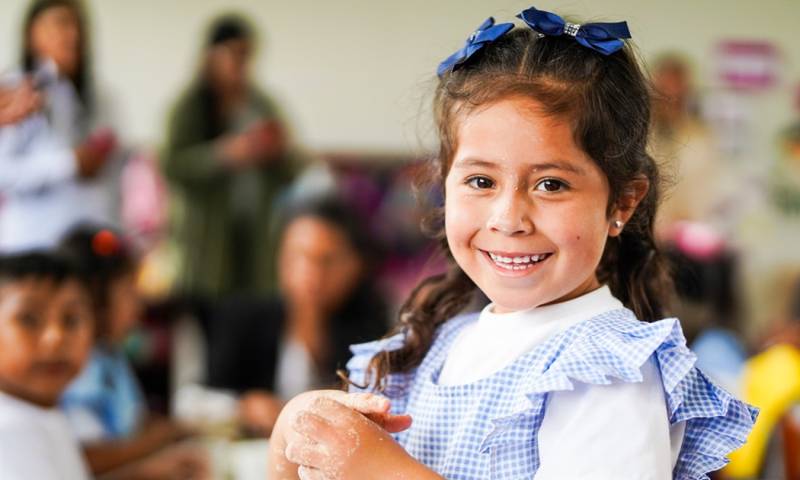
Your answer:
[439,286,686,479]
[0,390,90,480]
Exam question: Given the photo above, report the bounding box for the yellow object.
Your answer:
[725,344,800,478]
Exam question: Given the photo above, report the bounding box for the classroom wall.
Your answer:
[1,0,798,155]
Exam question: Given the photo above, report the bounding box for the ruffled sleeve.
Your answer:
[484,310,758,480]
[346,333,415,414]
[655,322,760,480]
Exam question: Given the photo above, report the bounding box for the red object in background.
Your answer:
[248,120,284,156]
[92,229,121,257]
[86,127,117,158]
[716,40,781,91]
[782,409,800,479]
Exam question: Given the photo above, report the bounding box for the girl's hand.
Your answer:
[268,391,413,480]
[285,397,438,480]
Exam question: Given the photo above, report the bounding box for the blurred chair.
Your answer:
[725,344,800,478]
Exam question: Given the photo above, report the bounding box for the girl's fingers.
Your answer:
[315,392,411,432]
[285,439,328,468]
[363,411,413,433]
[381,413,413,433]
[308,397,363,428]
[292,410,339,444]
[297,465,327,480]
[321,391,390,415]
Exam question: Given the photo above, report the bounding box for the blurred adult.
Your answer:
[650,53,725,233]
[649,53,740,343]
[162,14,298,302]
[0,0,121,253]
[194,199,389,436]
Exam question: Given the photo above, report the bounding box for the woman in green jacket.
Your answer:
[163,15,298,300]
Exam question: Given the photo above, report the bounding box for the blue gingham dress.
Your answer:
[347,308,758,480]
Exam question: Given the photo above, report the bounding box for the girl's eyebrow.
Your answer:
[452,158,499,169]
[530,161,586,175]
[453,157,585,175]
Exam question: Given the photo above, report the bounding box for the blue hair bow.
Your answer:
[437,17,514,78]
[517,6,631,55]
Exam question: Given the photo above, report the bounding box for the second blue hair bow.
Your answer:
[437,17,514,78]
[517,6,631,55]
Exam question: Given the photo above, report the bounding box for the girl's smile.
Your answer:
[445,97,620,313]
[481,250,552,276]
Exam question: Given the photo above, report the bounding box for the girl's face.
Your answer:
[29,6,81,76]
[445,97,619,313]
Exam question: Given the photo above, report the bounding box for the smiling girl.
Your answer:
[267,6,758,479]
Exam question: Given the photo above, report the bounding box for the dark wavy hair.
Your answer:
[361,26,673,391]
[21,0,92,109]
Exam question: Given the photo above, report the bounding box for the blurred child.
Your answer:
[0,252,94,479]
[59,225,208,479]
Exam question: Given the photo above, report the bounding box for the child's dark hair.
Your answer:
[21,0,92,109]
[363,26,673,390]
[0,251,84,287]
[57,224,135,337]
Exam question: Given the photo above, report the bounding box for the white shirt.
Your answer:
[0,63,120,252]
[439,286,685,479]
[275,336,319,400]
[0,391,90,480]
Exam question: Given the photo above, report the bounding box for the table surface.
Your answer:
[206,438,270,480]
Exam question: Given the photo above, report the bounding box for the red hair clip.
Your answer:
[92,230,121,257]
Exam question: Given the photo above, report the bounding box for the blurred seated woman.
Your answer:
[59,225,208,479]
[201,198,389,436]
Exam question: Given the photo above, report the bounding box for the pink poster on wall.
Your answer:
[715,40,781,91]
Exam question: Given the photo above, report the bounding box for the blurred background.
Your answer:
[1,0,799,478]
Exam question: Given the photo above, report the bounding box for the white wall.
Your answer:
[1,0,798,154]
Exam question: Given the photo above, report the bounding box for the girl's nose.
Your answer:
[487,192,534,236]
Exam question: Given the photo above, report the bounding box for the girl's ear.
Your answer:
[609,175,649,237]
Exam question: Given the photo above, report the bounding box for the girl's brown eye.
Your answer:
[467,176,494,189]
[536,179,567,192]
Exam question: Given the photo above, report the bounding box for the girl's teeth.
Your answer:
[488,252,549,266]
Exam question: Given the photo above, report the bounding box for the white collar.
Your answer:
[476,285,623,337]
